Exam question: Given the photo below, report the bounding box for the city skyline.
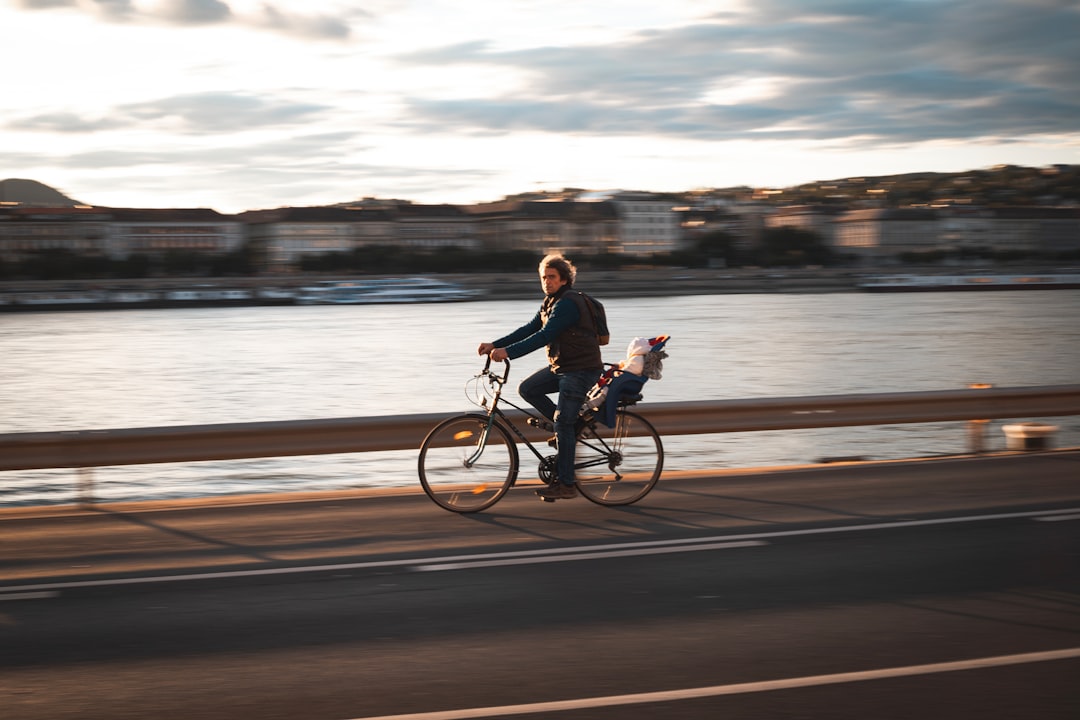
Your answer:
[3,0,1079,214]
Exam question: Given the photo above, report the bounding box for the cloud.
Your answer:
[118,92,329,133]
[7,92,331,135]
[92,0,136,19]
[6,111,124,133]
[16,0,78,8]
[396,0,1080,147]
[17,0,145,20]
[14,0,354,40]
[8,0,1080,211]
[253,4,352,41]
[47,131,362,170]
[0,130,495,211]
[156,0,231,25]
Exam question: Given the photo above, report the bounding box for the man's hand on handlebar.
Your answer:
[477,342,509,363]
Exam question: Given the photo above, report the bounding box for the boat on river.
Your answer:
[295,277,483,305]
[858,273,1080,292]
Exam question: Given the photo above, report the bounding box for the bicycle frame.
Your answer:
[469,358,558,471]
[470,358,621,478]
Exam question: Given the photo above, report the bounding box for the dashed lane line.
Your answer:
[0,591,61,601]
[1035,512,1080,522]
[412,540,765,571]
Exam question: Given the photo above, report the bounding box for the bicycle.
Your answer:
[418,357,665,513]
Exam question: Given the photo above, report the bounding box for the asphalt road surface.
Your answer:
[2,452,1078,719]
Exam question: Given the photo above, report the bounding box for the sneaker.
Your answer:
[537,482,578,500]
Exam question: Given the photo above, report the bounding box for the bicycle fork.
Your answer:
[463,413,498,468]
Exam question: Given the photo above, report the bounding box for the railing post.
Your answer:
[966,383,993,454]
[78,467,96,507]
[967,420,990,453]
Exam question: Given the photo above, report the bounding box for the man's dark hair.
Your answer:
[539,253,576,287]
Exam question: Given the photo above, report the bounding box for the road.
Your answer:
[1,452,1078,719]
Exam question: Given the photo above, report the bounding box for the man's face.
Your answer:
[540,266,567,295]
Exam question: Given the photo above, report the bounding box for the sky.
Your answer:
[2,0,1079,213]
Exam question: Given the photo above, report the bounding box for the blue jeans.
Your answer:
[519,366,601,486]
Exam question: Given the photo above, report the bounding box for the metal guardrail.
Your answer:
[2,385,1078,472]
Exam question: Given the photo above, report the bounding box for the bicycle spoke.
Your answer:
[419,414,517,513]
[575,410,663,506]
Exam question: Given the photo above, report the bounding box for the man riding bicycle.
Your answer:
[477,254,603,500]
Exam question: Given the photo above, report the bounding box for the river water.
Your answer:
[3,290,1079,505]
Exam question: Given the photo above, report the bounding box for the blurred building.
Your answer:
[393,204,478,252]
[938,206,994,252]
[241,204,479,272]
[239,207,393,272]
[104,208,244,260]
[673,206,740,241]
[831,206,1080,262]
[4,180,1078,273]
[764,205,846,245]
[0,206,110,263]
[464,199,618,255]
[603,191,682,255]
[982,207,1080,254]
[0,206,242,264]
[833,208,942,262]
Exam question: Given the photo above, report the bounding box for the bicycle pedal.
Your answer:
[527,417,554,432]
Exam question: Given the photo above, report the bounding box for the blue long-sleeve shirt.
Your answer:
[494,294,581,360]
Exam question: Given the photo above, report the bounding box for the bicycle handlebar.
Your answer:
[482,355,511,384]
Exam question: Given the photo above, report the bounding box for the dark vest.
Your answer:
[541,288,603,373]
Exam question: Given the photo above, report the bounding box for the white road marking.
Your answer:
[344,647,1080,720]
[0,506,1076,594]
[0,591,60,601]
[1035,512,1080,522]
[413,540,765,571]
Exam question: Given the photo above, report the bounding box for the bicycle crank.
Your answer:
[538,455,559,485]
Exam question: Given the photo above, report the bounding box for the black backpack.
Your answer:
[569,291,610,346]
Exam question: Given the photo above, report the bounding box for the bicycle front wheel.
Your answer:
[418,413,518,513]
[575,409,663,506]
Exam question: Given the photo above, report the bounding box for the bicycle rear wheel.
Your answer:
[575,409,663,506]
[418,413,518,513]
